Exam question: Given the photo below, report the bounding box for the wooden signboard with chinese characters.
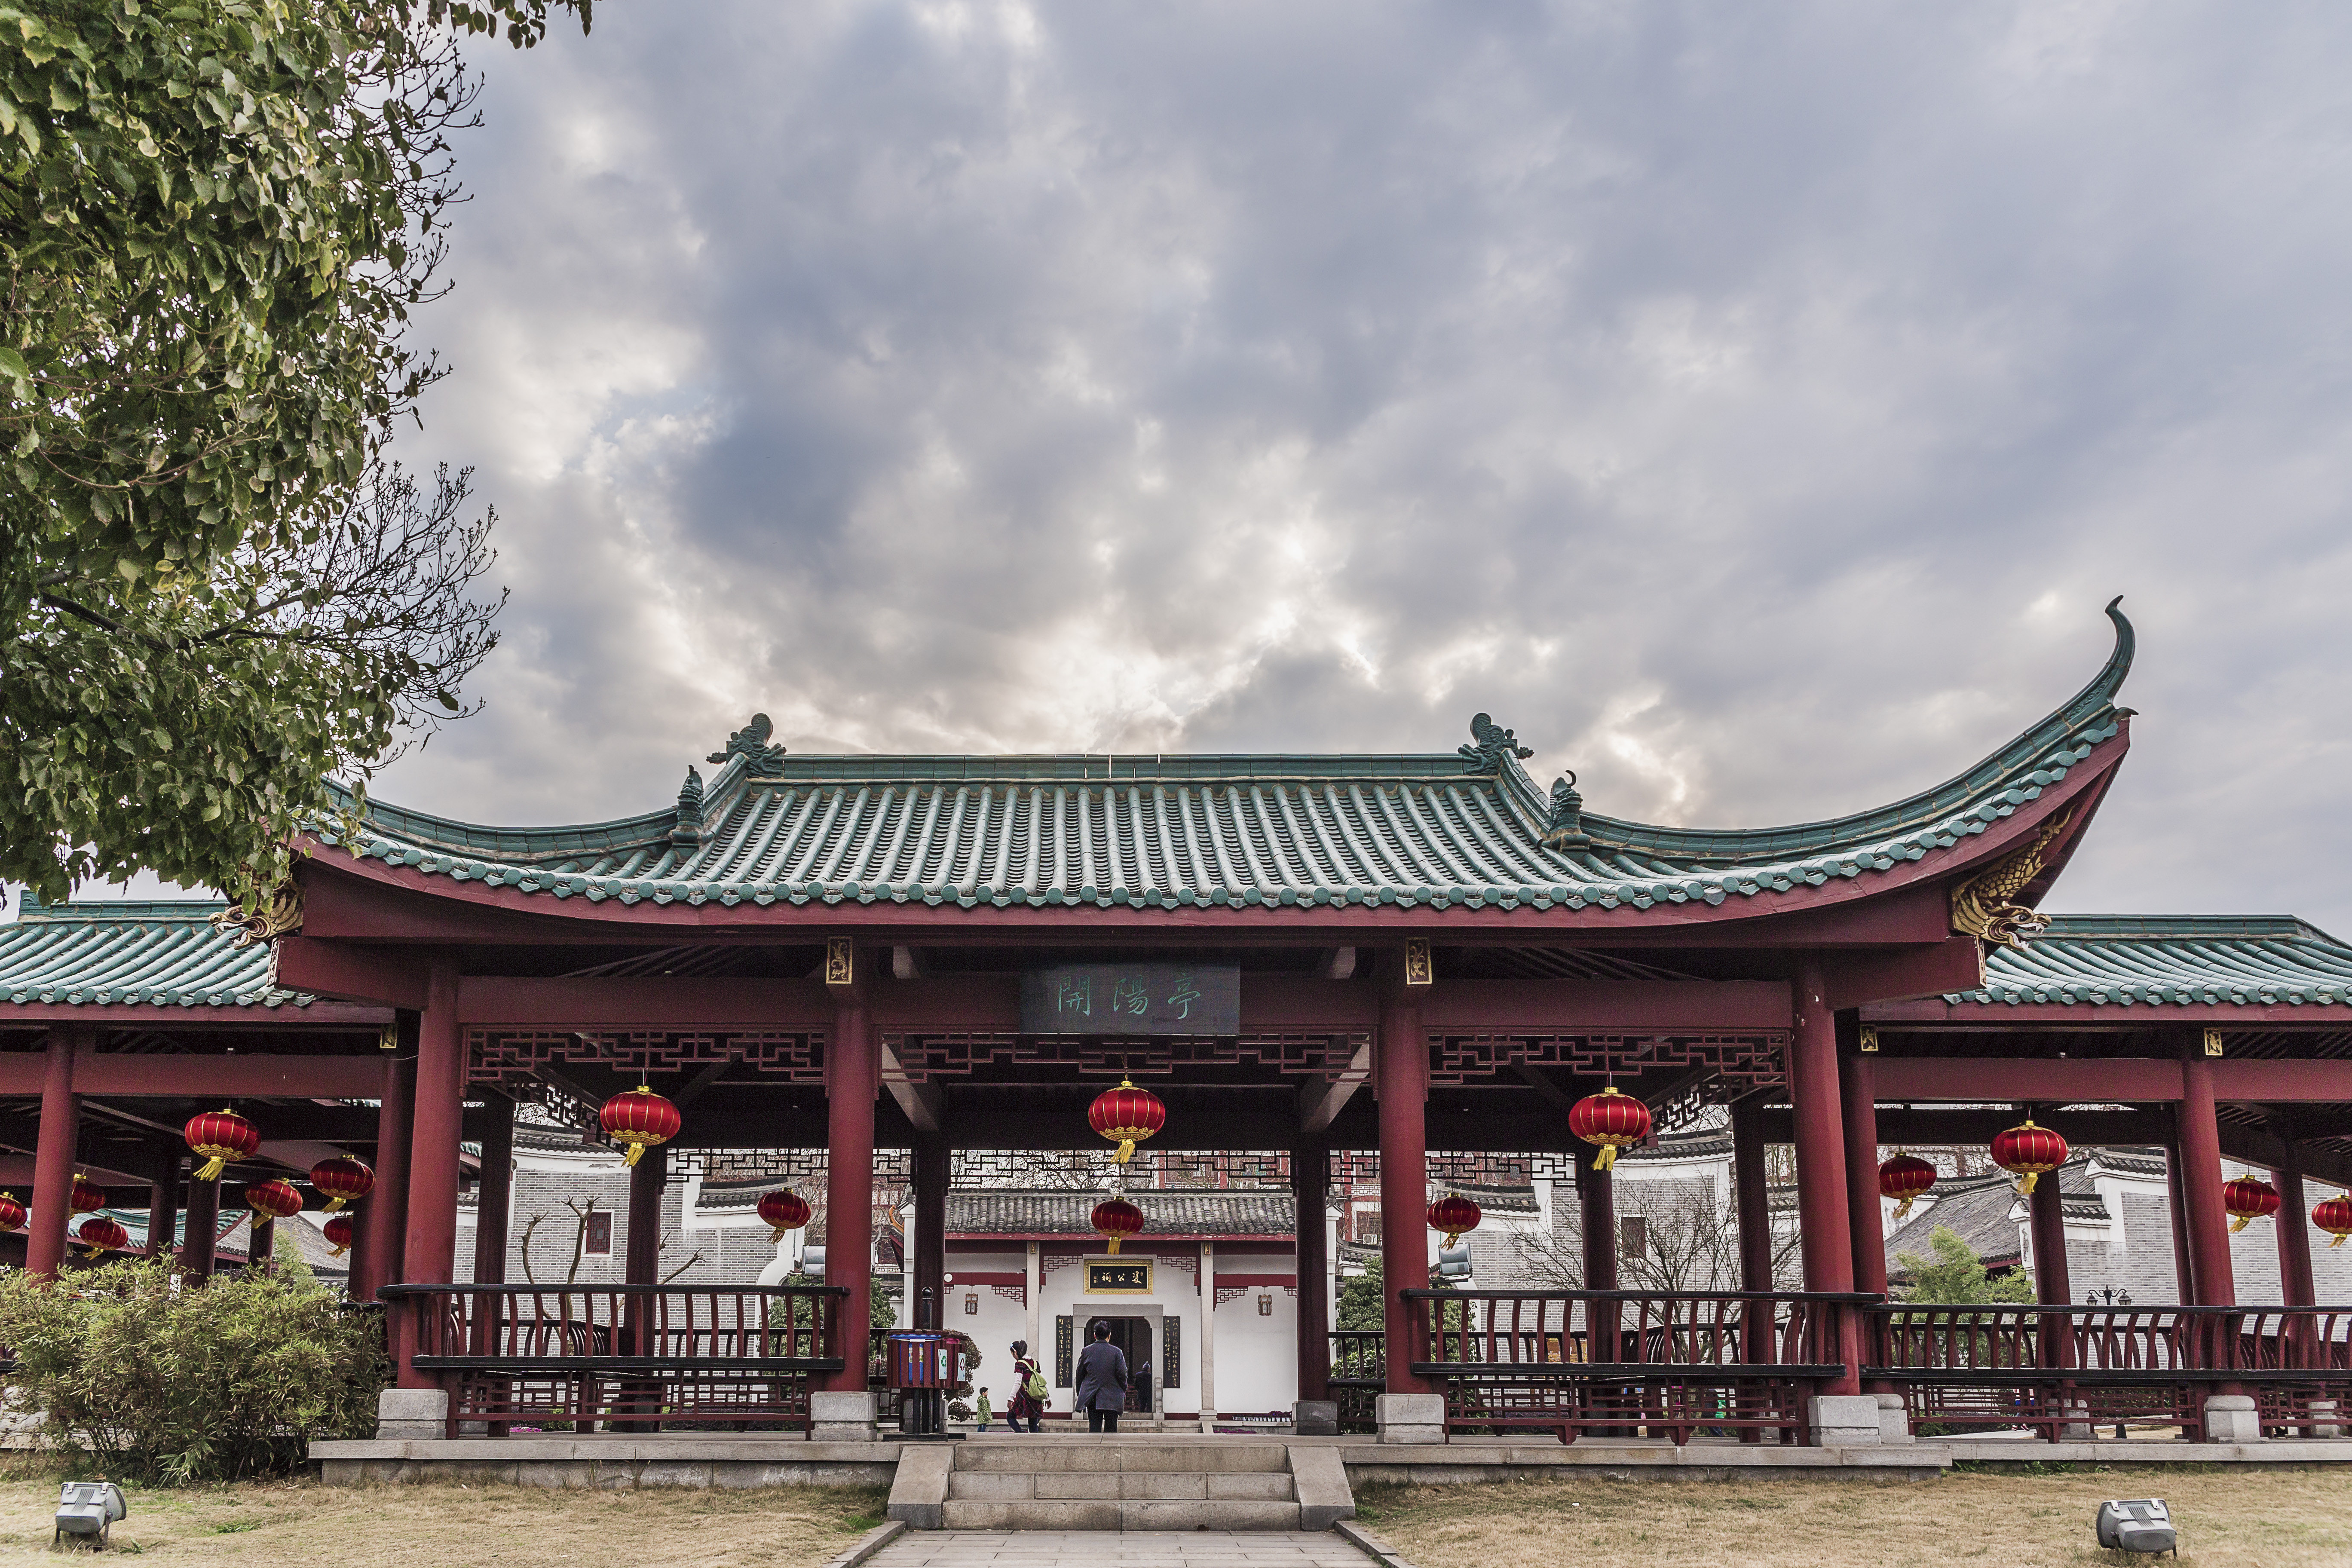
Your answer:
[1084,1258,1155,1295]
[1020,964,1240,1036]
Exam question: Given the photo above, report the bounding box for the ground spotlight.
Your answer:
[53,1480,126,1549]
[2095,1498,2177,1557]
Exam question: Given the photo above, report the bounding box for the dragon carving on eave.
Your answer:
[1950,808,2073,950]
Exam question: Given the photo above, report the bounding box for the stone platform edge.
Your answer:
[1334,1441,1954,1480]
[310,1436,904,1487]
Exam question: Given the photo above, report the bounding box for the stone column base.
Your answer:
[812,1389,881,1443]
[377,1387,450,1439]
[1293,1399,1341,1436]
[2203,1394,2263,1443]
[1874,1392,1914,1445]
[2306,1399,2340,1439]
[1807,1394,1883,1446]
[1375,1393,1447,1445]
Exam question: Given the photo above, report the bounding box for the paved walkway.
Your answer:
[870,1531,1369,1568]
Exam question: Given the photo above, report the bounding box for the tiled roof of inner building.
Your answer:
[1952,915,2352,1008]
[315,605,2137,918]
[0,895,312,1010]
[947,1191,1296,1237]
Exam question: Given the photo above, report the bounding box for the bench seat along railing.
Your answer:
[1866,1303,2352,1441]
[383,1284,850,1437]
[1399,1288,1871,1446]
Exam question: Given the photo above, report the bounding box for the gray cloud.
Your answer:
[312,0,2352,930]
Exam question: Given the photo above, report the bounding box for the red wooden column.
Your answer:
[248,1214,276,1274]
[395,965,462,1390]
[181,1172,220,1279]
[2272,1158,2317,1309]
[2027,1130,2073,1307]
[625,1143,666,1289]
[1787,957,1859,1396]
[1841,1051,1888,1297]
[27,1026,84,1279]
[472,1093,515,1287]
[2175,1052,2237,1308]
[824,943,877,1390]
[144,1145,178,1263]
[1292,1142,1331,1409]
[2164,1135,2198,1303]
[911,1133,948,1332]
[356,1022,416,1303]
[1375,946,1431,1395]
[1729,1096,1775,1293]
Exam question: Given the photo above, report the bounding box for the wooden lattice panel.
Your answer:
[1426,1031,1785,1088]
[469,1029,827,1086]
[880,1032,1369,1082]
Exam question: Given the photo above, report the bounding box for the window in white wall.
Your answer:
[583,1211,613,1257]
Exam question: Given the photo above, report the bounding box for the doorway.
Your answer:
[1088,1314,1157,1416]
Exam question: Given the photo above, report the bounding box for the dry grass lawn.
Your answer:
[1357,1468,2352,1568]
[0,1469,887,1564]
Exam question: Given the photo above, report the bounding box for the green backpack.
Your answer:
[1023,1362,1048,1401]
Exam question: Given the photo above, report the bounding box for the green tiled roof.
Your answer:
[323,603,2137,918]
[0,896,311,1009]
[1954,915,2352,1008]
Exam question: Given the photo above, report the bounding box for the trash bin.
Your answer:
[885,1331,962,1439]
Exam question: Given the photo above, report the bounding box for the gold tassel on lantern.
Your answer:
[1592,1144,1619,1173]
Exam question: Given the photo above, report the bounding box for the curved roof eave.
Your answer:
[309,602,2134,922]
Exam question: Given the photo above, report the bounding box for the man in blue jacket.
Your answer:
[1072,1320,1130,1433]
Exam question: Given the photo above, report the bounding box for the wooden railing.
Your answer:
[1865,1303,2352,1440]
[1400,1289,1871,1445]
[383,1284,850,1436]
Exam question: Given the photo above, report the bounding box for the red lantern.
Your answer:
[310,1155,375,1211]
[1092,1196,1145,1256]
[2224,1176,2281,1234]
[245,1179,304,1222]
[0,1191,24,1232]
[76,1216,129,1259]
[600,1085,681,1167]
[1568,1086,1652,1172]
[70,1175,106,1214]
[323,1213,355,1258]
[1427,1194,1482,1249]
[758,1189,812,1243]
[1990,1118,2068,1196]
[1879,1153,1938,1220]
[1088,1079,1167,1165]
[185,1108,260,1182]
[2315,1194,2352,1250]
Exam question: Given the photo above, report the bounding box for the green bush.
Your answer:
[0,1259,389,1483]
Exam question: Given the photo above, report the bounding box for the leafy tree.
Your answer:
[1336,1258,1387,1333]
[0,0,581,907]
[1894,1226,2035,1305]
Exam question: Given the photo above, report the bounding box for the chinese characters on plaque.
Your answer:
[1019,964,1241,1036]
[1085,1260,1154,1294]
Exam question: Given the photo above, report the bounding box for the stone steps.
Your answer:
[912,1439,1321,1532]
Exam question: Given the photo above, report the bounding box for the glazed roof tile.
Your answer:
[946,1190,1295,1238]
[317,605,2138,918]
[0,896,311,1010]
[1955,916,2352,1009]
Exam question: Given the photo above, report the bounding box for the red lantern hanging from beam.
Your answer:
[758,1189,812,1243]
[1990,1118,2068,1196]
[185,1108,260,1182]
[70,1175,106,1214]
[323,1213,355,1258]
[2315,1194,2352,1250]
[245,1179,304,1222]
[1427,1194,1482,1249]
[310,1156,374,1211]
[1879,1153,1938,1220]
[1568,1086,1652,1172]
[2224,1176,2281,1234]
[1092,1196,1145,1256]
[76,1216,129,1259]
[1088,1079,1166,1165]
[600,1085,681,1167]
[0,1191,24,1232]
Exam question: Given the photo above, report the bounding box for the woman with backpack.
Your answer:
[1007,1339,1046,1433]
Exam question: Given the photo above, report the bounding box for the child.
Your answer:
[975,1386,992,1433]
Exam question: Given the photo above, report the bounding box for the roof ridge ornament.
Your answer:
[1542,772,1592,850]
[673,766,706,845]
[1951,808,2073,950]
[709,713,787,775]
[1458,713,1533,776]
[207,880,303,949]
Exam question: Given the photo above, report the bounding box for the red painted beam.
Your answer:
[2209,1059,2352,1102]
[458,976,832,1029]
[273,935,432,1011]
[1869,1057,2187,1102]
[0,1054,389,1098]
[1418,979,1792,1032]
[1820,938,1984,1011]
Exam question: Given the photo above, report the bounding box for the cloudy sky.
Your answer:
[100,2,2352,927]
